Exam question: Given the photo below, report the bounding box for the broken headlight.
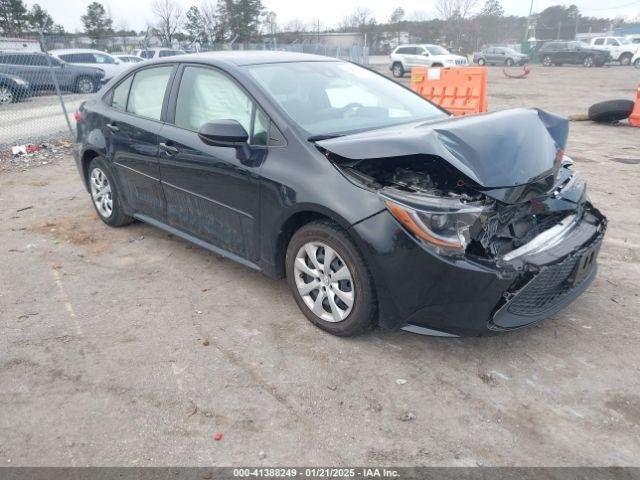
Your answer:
[383,193,489,254]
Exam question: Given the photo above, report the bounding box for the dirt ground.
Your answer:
[1,65,639,467]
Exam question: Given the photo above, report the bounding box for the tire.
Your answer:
[285,220,377,337]
[0,85,14,104]
[391,62,404,78]
[431,63,443,67]
[588,99,635,123]
[619,53,632,66]
[87,157,134,227]
[478,58,486,66]
[635,58,640,69]
[76,76,97,94]
[542,55,553,66]
[583,55,595,68]
[506,58,514,67]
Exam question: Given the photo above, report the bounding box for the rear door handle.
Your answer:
[159,142,179,155]
[105,123,119,133]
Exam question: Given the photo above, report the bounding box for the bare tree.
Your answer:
[435,0,478,20]
[284,18,306,33]
[152,0,183,47]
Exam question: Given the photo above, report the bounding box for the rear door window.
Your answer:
[126,66,173,120]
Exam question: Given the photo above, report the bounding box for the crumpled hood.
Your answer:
[318,108,569,189]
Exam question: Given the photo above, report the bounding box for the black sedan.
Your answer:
[0,73,30,104]
[73,52,607,337]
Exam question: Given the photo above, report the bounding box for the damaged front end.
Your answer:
[319,108,607,332]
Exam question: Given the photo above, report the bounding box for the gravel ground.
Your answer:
[0,65,639,467]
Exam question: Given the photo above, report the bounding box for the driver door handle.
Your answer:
[159,142,179,155]
[106,123,119,133]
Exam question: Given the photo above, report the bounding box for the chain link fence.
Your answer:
[1,33,370,150]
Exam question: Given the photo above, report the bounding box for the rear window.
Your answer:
[139,50,154,59]
[395,47,416,55]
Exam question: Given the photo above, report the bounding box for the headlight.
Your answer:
[383,194,489,254]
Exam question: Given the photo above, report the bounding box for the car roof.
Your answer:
[49,48,111,55]
[0,51,45,55]
[147,50,338,66]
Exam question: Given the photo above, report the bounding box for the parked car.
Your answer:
[473,47,528,66]
[590,36,639,66]
[626,35,640,45]
[74,51,607,338]
[0,51,104,93]
[113,54,145,64]
[0,72,30,104]
[133,48,186,60]
[49,49,131,81]
[389,44,468,77]
[538,41,610,67]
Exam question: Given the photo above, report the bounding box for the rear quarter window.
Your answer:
[111,75,133,111]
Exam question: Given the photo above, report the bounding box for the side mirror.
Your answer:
[198,119,248,147]
[422,52,429,57]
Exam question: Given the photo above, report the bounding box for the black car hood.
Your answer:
[318,108,569,192]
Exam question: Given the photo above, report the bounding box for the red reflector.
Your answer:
[74,110,81,122]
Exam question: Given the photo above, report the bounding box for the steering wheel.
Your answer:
[341,102,365,117]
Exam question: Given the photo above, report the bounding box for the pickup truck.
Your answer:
[590,36,639,66]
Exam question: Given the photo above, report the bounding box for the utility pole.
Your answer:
[525,0,535,42]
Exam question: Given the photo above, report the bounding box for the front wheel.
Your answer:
[542,55,553,66]
[635,58,640,69]
[392,62,404,78]
[76,76,97,94]
[506,58,514,67]
[286,221,377,337]
[477,58,486,66]
[620,53,632,66]
[583,55,595,68]
[88,157,134,227]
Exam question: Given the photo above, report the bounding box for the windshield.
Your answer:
[247,61,446,137]
[425,45,449,55]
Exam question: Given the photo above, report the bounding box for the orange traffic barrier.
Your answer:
[410,66,488,116]
[629,83,640,127]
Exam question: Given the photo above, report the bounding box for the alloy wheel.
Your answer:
[0,86,13,104]
[620,55,631,66]
[78,78,95,94]
[542,56,552,66]
[90,167,113,218]
[393,64,403,77]
[293,241,355,323]
[584,56,594,67]
[478,58,485,66]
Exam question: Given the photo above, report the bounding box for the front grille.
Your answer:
[507,254,584,316]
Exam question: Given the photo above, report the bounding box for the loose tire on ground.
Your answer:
[87,156,134,227]
[588,99,635,123]
[285,220,377,337]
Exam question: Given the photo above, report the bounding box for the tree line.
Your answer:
[0,0,636,51]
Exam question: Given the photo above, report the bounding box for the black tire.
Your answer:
[478,58,486,66]
[506,58,514,67]
[431,63,443,67]
[619,53,632,66]
[635,58,640,69]
[391,62,404,78]
[285,220,377,337]
[588,99,635,123]
[542,55,553,67]
[75,76,97,94]
[87,156,134,227]
[0,85,14,104]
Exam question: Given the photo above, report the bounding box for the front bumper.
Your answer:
[351,204,606,337]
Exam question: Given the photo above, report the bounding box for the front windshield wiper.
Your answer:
[307,133,346,142]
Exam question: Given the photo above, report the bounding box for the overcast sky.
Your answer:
[27,0,640,33]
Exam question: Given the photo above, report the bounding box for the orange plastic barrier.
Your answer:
[410,66,488,116]
[629,83,640,127]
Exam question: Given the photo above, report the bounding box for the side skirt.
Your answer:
[133,213,261,273]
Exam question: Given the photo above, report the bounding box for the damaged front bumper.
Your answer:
[351,202,607,337]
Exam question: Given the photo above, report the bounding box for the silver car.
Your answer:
[473,47,529,66]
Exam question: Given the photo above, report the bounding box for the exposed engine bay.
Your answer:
[329,152,603,268]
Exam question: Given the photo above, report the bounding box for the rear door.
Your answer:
[102,64,176,220]
[157,64,267,261]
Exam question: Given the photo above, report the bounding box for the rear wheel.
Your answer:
[87,157,134,227]
[0,85,14,104]
[392,62,404,78]
[286,221,376,337]
[583,55,595,68]
[542,55,553,66]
